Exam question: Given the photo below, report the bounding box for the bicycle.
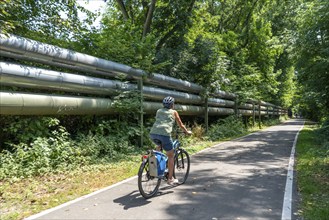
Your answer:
[137,132,190,199]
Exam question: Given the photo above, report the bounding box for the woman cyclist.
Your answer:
[150,96,192,185]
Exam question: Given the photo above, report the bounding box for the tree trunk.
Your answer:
[142,0,157,39]
[116,0,129,20]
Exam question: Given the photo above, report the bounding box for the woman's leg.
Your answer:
[166,149,175,180]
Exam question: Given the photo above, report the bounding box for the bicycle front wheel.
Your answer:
[173,149,190,184]
[138,160,161,199]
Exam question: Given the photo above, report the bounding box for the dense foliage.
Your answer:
[294,0,329,121]
[208,115,247,140]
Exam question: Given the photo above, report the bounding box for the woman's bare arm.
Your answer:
[173,110,191,134]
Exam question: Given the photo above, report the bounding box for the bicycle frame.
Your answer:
[138,134,190,199]
[141,138,181,176]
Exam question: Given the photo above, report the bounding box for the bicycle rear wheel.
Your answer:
[138,160,161,199]
[173,149,190,184]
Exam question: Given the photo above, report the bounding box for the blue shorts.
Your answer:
[150,133,173,152]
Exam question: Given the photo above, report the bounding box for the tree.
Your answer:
[294,0,329,120]
[0,0,97,46]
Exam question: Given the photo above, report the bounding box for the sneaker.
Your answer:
[167,178,179,185]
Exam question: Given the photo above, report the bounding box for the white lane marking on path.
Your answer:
[281,121,305,220]
[25,175,138,220]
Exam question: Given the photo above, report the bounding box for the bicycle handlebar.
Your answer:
[174,130,192,139]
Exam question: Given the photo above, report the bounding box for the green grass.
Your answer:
[296,123,329,220]
[0,158,142,220]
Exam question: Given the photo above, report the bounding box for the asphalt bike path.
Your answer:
[27,119,304,220]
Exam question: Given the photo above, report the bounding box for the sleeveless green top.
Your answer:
[150,108,175,136]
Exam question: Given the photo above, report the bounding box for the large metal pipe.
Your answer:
[208,107,235,115]
[0,34,285,112]
[0,34,204,93]
[0,92,207,115]
[0,34,243,100]
[0,92,281,116]
[0,91,115,115]
[0,62,235,107]
[238,103,254,110]
[0,50,123,79]
[208,97,235,108]
[0,62,130,95]
[210,89,237,100]
[142,102,205,115]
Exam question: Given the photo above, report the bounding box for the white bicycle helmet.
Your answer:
[163,96,175,108]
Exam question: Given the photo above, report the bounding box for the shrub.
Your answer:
[191,122,205,139]
[0,116,143,180]
[0,126,84,179]
[318,120,329,142]
[0,117,61,150]
[207,115,247,141]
